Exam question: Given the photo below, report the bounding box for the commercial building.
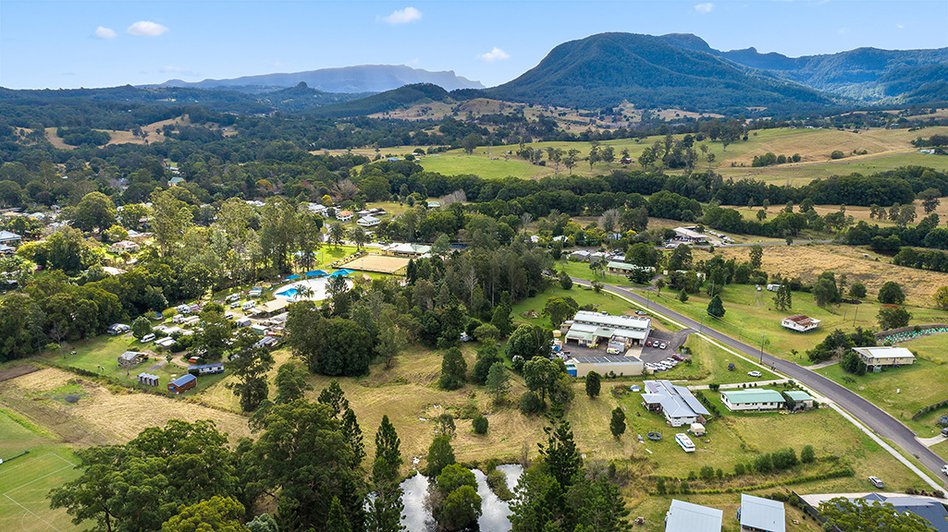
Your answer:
[720,389,786,412]
[565,354,644,377]
[665,499,722,532]
[642,380,711,427]
[781,315,821,333]
[738,494,786,532]
[673,226,710,243]
[562,311,651,349]
[852,346,916,371]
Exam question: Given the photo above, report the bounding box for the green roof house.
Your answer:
[720,389,786,412]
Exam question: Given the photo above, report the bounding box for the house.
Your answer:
[109,240,141,254]
[799,493,948,532]
[781,315,821,332]
[380,242,432,257]
[783,390,815,411]
[107,323,131,335]
[673,226,710,244]
[426,201,441,209]
[188,363,224,376]
[155,337,177,349]
[357,215,381,228]
[167,374,197,394]
[0,244,14,255]
[565,354,644,377]
[562,310,651,348]
[117,351,147,367]
[665,499,722,532]
[720,389,786,412]
[255,335,280,349]
[0,230,22,247]
[168,176,185,186]
[606,261,654,275]
[738,494,785,532]
[137,373,159,387]
[852,346,916,371]
[568,250,591,262]
[642,380,711,427]
[336,210,354,222]
[308,203,329,216]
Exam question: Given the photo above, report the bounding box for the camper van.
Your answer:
[675,433,696,453]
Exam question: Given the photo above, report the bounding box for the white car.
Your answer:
[941,464,948,476]
[747,371,762,378]
[868,476,885,489]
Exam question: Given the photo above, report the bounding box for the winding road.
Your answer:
[573,278,948,489]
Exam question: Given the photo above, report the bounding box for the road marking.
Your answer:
[3,493,62,532]
[594,284,945,490]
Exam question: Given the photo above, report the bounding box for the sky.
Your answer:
[1,0,946,90]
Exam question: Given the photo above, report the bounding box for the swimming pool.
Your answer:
[275,288,299,298]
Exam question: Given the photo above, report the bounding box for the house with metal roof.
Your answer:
[357,215,381,227]
[380,242,432,257]
[852,346,916,371]
[605,261,655,275]
[738,494,785,532]
[720,389,786,412]
[565,354,643,378]
[783,390,815,411]
[665,499,722,532]
[781,315,821,332]
[642,380,710,427]
[0,230,22,246]
[117,351,147,367]
[562,310,651,348]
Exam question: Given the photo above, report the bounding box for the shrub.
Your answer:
[485,468,513,501]
[472,415,488,435]
[518,391,545,415]
[699,466,715,481]
[801,445,815,464]
[735,463,746,476]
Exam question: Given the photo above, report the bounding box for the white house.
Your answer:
[380,242,431,257]
[781,315,821,332]
[642,380,711,427]
[562,311,651,348]
[357,215,381,228]
[852,346,916,371]
[336,210,354,222]
[568,250,591,262]
[0,230,22,247]
[665,499,722,532]
[720,389,786,412]
[307,203,329,216]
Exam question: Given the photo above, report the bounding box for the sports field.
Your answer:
[341,254,410,274]
[0,408,80,531]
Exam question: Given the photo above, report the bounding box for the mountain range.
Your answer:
[157,64,483,93]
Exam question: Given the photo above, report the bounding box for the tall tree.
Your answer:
[439,347,468,390]
[585,371,601,398]
[610,407,626,440]
[151,189,194,256]
[274,361,312,403]
[227,329,275,412]
[369,416,404,532]
[486,362,510,405]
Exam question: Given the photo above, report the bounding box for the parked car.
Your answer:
[672,354,683,361]
[141,333,156,343]
[747,371,762,378]
[868,476,885,489]
[229,301,240,308]
[941,464,948,476]
[630,385,641,392]
[659,343,667,349]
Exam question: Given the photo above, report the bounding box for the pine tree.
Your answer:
[325,496,353,532]
[369,416,404,532]
[707,295,726,318]
[485,362,510,405]
[609,408,626,440]
[539,416,582,490]
[341,407,365,468]
[318,380,350,416]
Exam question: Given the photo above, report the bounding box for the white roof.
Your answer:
[740,494,785,532]
[573,310,650,329]
[852,346,916,360]
[0,230,21,241]
[674,227,709,240]
[665,499,722,532]
[643,380,710,419]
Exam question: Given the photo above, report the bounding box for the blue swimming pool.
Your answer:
[275,288,299,298]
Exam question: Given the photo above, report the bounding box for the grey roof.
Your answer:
[568,355,642,364]
[740,494,785,532]
[665,499,722,532]
[861,494,948,532]
[0,230,21,241]
[644,380,710,419]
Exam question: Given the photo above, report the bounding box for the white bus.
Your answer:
[675,433,696,453]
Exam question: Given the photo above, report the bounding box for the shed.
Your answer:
[117,351,147,367]
[167,374,197,394]
[738,494,785,532]
[665,499,722,532]
[137,373,159,387]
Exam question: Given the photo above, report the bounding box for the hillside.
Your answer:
[159,64,484,93]
[310,83,452,118]
[486,33,832,113]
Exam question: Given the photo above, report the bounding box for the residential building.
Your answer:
[720,389,786,412]
[665,499,722,532]
[380,242,432,257]
[307,203,329,216]
[605,261,655,275]
[188,363,225,376]
[568,250,591,262]
[781,315,821,332]
[852,346,916,371]
[0,244,14,255]
[799,493,948,532]
[0,230,22,247]
[783,390,815,410]
[642,380,711,427]
[565,354,644,377]
[357,215,381,227]
[562,310,651,348]
[738,494,786,532]
[673,226,710,243]
[336,210,354,222]
[109,240,141,254]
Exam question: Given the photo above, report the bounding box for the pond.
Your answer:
[400,464,524,532]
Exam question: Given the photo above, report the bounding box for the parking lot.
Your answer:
[640,329,692,363]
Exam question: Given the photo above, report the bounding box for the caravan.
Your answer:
[675,433,696,453]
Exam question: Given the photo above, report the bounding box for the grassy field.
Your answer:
[411,126,948,183]
[0,408,80,532]
[650,283,948,363]
[726,198,948,228]
[815,334,948,437]
[933,440,948,462]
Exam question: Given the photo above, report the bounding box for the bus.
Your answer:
[675,433,696,453]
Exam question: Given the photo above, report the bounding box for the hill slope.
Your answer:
[159,65,483,93]
[310,83,452,118]
[486,33,831,113]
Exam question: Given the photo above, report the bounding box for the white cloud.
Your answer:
[896,23,905,29]
[693,2,714,14]
[94,26,117,39]
[479,47,510,63]
[127,20,168,37]
[381,7,422,25]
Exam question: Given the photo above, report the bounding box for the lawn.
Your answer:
[815,333,948,437]
[651,283,948,363]
[933,439,948,462]
[0,407,80,532]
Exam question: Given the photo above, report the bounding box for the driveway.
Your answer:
[640,328,693,363]
[572,277,948,488]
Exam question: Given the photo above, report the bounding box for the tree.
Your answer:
[812,273,841,307]
[274,361,312,403]
[161,496,247,532]
[369,416,403,532]
[151,189,193,256]
[194,308,234,360]
[934,286,948,311]
[800,445,815,464]
[707,295,726,318]
[542,296,578,328]
[491,304,514,336]
[841,350,867,375]
[748,244,763,269]
[773,283,792,311]
[131,315,152,340]
[472,415,488,435]
[523,357,561,404]
[485,362,510,404]
[849,282,867,300]
[585,371,601,398]
[558,271,573,290]
[818,497,933,531]
[329,222,346,248]
[609,407,626,440]
[460,134,480,155]
[473,323,500,344]
[71,192,117,233]
[677,289,689,303]
[439,347,468,390]
[539,416,583,490]
[349,226,368,250]
[878,281,906,305]
[505,324,552,361]
[877,306,912,330]
[227,330,275,412]
[325,496,352,532]
[918,187,941,214]
[471,345,501,384]
[425,435,456,477]
[291,316,373,376]
[436,485,481,531]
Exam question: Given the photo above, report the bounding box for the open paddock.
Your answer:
[341,254,410,274]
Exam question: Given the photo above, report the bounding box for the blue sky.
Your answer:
[1,0,945,89]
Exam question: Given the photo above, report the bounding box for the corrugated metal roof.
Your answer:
[740,494,785,532]
[784,390,813,401]
[169,374,196,387]
[853,346,916,360]
[721,389,785,404]
[665,499,722,532]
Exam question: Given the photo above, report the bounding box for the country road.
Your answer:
[573,278,948,488]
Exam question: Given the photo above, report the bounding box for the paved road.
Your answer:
[575,278,948,487]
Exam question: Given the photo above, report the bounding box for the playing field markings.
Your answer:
[5,462,75,494]
[3,493,61,532]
